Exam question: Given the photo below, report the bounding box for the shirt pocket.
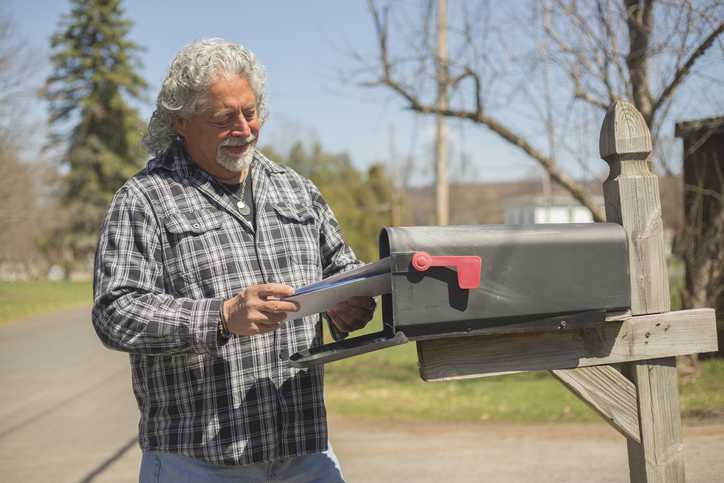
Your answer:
[164,209,222,235]
[163,210,227,297]
[270,201,321,276]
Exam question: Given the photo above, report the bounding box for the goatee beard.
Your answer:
[217,134,256,172]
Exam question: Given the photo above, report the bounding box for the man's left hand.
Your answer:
[328,296,376,333]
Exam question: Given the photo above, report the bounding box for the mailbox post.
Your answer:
[601,101,681,481]
[416,101,718,482]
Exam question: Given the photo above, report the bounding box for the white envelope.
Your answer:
[282,257,392,321]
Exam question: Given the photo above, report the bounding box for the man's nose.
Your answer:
[230,115,251,137]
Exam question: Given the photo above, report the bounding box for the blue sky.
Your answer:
[9,0,634,186]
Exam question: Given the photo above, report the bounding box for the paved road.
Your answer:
[1,307,722,482]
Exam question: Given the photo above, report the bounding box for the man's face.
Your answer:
[176,75,260,182]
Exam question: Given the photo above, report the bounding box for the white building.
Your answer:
[504,195,604,225]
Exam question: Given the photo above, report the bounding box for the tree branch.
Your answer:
[652,22,724,114]
[365,0,606,222]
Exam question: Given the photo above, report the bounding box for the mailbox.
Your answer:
[290,223,631,368]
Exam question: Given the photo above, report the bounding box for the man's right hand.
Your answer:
[223,283,300,336]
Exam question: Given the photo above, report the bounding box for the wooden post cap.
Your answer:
[599,100,652,160]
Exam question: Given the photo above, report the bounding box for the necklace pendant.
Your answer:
[237,201,251,216]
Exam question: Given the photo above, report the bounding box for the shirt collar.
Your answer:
[146,146,287,183]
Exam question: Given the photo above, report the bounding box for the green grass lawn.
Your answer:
[2,280,722,424]
[0,281,93,326]
[324,320,585,423]
[679,358,724,420]
[325,337,599,423]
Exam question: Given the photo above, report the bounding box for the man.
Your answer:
[92,38,375,482]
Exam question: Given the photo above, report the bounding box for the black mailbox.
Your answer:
[290,223,631,368]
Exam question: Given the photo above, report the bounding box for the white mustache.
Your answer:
[220,134,256,147]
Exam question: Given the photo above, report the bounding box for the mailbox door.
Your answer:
[379,223,631,340]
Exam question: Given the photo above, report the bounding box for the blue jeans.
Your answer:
[139,443,345,483]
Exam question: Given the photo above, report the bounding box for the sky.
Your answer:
[7,0,544,187]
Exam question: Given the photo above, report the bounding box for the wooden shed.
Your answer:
[675,116,724,355]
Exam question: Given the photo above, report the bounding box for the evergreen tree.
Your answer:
[44,0,147,263]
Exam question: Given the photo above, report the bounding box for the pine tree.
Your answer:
[44,0,147,262]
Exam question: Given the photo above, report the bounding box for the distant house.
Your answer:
[504,195,604,224]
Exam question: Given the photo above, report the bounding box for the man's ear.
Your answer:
[174,116,187,138]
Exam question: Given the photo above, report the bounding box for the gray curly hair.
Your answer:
[142,38,269,157]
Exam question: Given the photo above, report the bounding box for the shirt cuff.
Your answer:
[188,298,227,356]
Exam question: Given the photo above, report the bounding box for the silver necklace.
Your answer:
[221,177,251,216]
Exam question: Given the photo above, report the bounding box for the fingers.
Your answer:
[226,286,376,336]
[329,296,376,333]
[255,283,295,299]
[245,283,300,315]
[347,296,377,312]
[328,309,362,332]
[225,284,299,336]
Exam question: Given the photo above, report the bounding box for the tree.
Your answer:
[0,1,43,146]
[356,0,724,222]
[44,0,147,263]
[261,142,400,263]
[0,1,51,279]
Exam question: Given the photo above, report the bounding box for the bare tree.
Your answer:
[0,145,47,278]
[355,0,724,221]
[0,1,43,147]
[0,2,54,279]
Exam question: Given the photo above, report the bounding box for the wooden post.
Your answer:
[599,100,685,482]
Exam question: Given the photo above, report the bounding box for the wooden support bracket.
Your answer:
[550,366,640,443]
[417,308,717,381]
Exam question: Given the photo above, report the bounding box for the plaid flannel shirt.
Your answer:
[92,148,362,466]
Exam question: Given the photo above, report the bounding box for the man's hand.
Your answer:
[224,284,300,336]
[328,296,376,333]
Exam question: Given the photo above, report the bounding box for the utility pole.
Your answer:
[390,124,401,227]
[435,0,449,226]
[543,170,552,223]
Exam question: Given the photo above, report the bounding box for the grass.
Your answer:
[323,318,599,423]
[325,334,599,423]
[679,358,724,421]
[324,305,724,424]
[0,281,93,326]
[668,259,685,312]
[2,279,722,424]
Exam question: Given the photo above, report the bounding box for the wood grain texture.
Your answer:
[622,358,686,482]
[601,100,685,481]
[550,366,640,443]
[600,100,669,316]
[417,308,717,381]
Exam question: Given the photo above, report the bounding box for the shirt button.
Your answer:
[192,223,200,229]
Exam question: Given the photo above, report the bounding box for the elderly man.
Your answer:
[92,38,375,482]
